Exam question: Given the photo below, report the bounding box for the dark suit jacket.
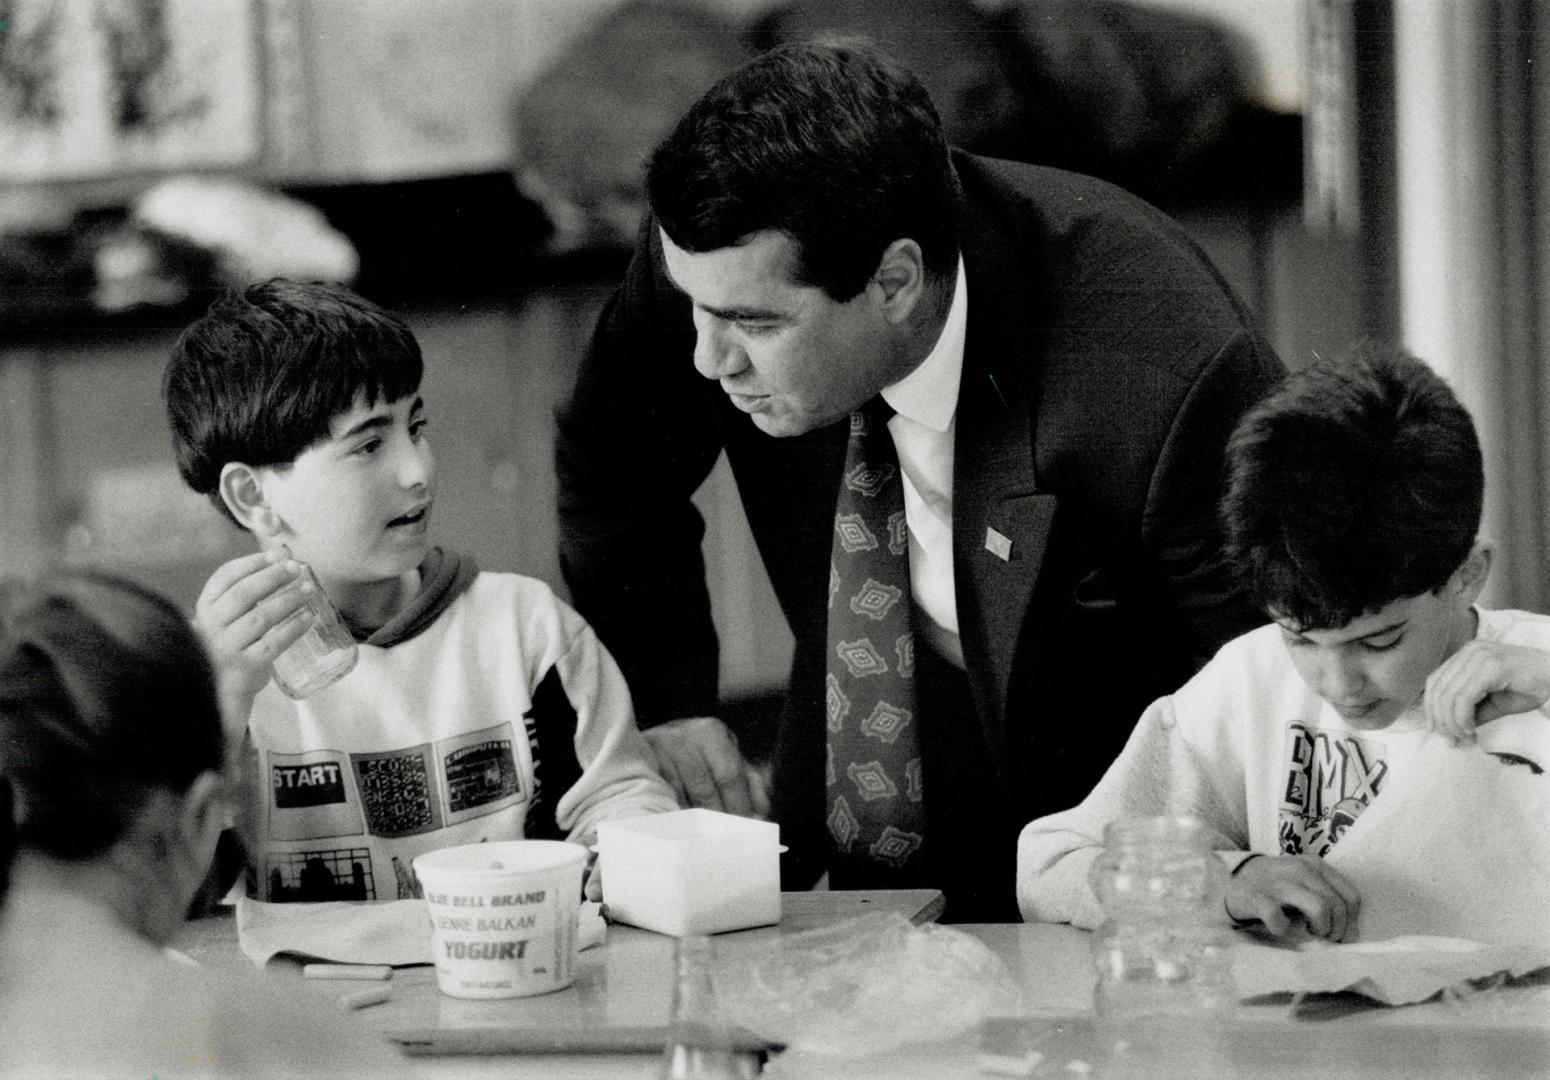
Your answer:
[556,152,1284,920]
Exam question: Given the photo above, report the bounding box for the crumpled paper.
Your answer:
[235,896,606,967]
[723,912,1024,1057]
[1234,936,1550,1006]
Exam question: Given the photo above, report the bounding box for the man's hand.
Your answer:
[1226,854,1360,943]
[1424,639,1550,746]
[642,716,771,818]
[194,549,313,741]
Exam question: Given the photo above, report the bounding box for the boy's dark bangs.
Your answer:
[1252,529,1475,632]
[258,320,423,464]
[315,322,423,416]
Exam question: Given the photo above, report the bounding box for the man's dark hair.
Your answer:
[163,279,423,526]
[1222,339,1484,631]
[646,39,961,301]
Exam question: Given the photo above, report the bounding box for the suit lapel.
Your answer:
[953,210,1055,755]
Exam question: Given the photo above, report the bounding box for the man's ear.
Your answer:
[218,462,282,537]
[871,239,927,324]
[1454,540,1494,606]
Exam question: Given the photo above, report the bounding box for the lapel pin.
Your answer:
[984,527,1013,562]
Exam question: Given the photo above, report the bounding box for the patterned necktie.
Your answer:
[825,398,925,883]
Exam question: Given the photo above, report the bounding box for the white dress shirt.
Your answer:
[881,259,967,668]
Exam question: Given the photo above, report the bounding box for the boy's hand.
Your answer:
[642,716,770,819]
[1226,854,1360,943]
[1424,639,1550,746]
[194,550,314,737]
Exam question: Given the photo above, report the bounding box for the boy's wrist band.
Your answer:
[1225,852,1266,927]
[1230,853,1266,876]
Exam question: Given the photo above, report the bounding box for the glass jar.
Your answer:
[269,561,358,698]
[659,936,759,1080]
[1088,815,1236,1021]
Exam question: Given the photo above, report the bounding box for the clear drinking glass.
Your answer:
[269,561,357,698]
[659,936,760,1080]
[1088,815,1236,1022]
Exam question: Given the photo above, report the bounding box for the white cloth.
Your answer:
[882,258,966,667]
[235,895,608,967]
[245,572,677,911]
[1016,607,1550,935]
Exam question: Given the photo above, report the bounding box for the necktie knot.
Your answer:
[862,396,894,429]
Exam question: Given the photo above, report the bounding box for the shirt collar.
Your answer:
[882,256,966,433]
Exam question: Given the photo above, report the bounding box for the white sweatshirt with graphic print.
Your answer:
[1016,607,1550,928]
[244,553,677,904]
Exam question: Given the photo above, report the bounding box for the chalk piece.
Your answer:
[977,1051,1040,1077]
[303,963,392,981]
[338,983,393,1010]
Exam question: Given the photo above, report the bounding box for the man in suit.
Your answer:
[556,41,1283,921]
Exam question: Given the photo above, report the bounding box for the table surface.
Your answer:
[173,890,1550,1079]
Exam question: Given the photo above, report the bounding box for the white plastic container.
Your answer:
[597,808,783,936]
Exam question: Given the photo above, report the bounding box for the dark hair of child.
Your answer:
[0,571,226,899]
[163,278,423,527]
[1222,339,1484,631]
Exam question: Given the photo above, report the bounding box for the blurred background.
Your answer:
[1,0,1546,707]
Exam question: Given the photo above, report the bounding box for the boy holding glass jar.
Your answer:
[1017,340,1550,943]
[163,279,678,916]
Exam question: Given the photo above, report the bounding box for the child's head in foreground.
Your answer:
[163,279,434,592]
[0,571,228,931]
[1222,340,1488,729]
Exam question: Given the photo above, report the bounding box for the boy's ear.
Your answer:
[175,771,237,911]
[114,775,229,895]
[218,462,281,537]
[1453,540,1493,606]
[179,771,234,849]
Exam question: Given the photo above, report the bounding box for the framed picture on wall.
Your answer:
[0,0,260,182]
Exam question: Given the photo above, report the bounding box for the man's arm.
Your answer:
[555,224,767,816]
[555,223,724,725]
[1142,328,1284,662]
